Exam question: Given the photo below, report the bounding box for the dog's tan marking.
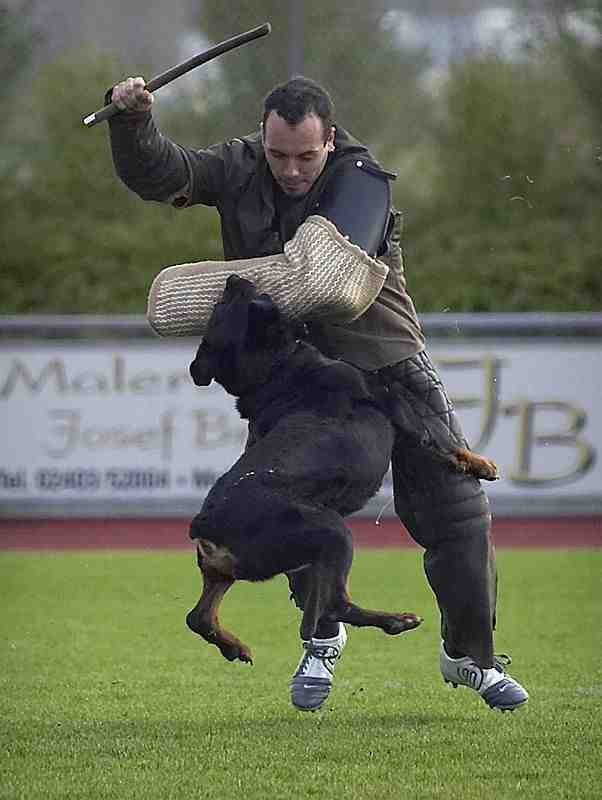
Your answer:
[454,447,499,481]
[196,538,237,579]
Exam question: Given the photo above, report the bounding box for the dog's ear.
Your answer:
[189,340,215,386]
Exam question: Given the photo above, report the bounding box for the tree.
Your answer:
[2,4,600,314]
[547,1,602,128]
[0,50,223,313]
[403,48,602,312]
[0,1,39,105]
[0,1,41,168]
[181,1,433,164]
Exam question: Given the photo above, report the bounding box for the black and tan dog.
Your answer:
[185,275,424,664]
[185,276,499,663]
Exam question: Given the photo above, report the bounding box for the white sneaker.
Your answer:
[440,641,529,711]
[289,623,347,711]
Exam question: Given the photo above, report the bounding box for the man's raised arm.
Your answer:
[107,77,191,204]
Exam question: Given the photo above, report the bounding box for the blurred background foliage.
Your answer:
[1,0,600,314]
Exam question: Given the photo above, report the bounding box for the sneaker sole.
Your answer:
[443,679,529,712]
[290,676,333,712]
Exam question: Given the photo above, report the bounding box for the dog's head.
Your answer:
[189,275,297,396]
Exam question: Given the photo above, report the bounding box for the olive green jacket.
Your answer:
[109,111,424,368]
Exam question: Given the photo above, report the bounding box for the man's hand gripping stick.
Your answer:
[82,22,271,128]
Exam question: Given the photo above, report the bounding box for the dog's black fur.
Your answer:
[185,275,422,664]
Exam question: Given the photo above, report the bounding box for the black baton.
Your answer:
[83,22,271,128]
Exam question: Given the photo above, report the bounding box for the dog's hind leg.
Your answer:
[293,517,354,642]
[304,562,423,638]
[301,560,423,639]
[185,539,253,664]
[289,518,423,639]
[334,602,422,635]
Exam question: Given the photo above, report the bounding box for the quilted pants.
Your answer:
[289,350,497,667]
[381,351,497,668]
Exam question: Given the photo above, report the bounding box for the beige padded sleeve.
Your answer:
[146,215,389,337]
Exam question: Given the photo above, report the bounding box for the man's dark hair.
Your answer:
[262,76,335,140]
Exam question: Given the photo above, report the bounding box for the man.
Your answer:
[108,75,528,712]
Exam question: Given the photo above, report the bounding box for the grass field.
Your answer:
[1,547,600,799]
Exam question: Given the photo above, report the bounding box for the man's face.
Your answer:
[262,110,335,198]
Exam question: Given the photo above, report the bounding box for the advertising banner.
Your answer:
[1,333,600,517]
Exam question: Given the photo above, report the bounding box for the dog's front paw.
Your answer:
[454,448,499,481]
[382,613,423,635]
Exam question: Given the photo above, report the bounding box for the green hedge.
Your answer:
[1,47,600,314]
